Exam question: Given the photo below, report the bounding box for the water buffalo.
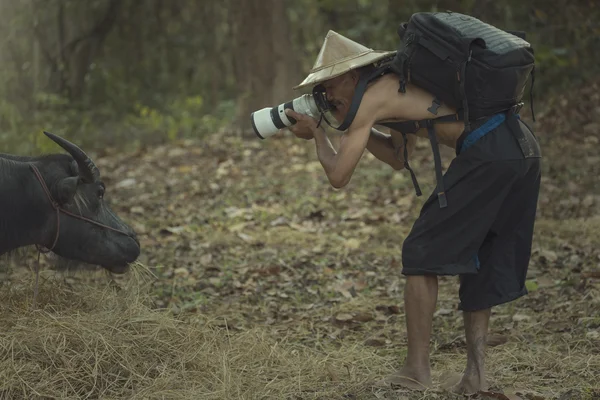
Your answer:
[0,131,140,273]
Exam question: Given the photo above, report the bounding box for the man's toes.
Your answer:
[440,371,484,396]
[440,371,463,391]
[375,373,430,391]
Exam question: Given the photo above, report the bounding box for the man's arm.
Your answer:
[366,127,417,170]
[285,95,420,188]
[311,121,371,188]
[285,105,374,188]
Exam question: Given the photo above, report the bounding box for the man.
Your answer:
[284,30,541,394]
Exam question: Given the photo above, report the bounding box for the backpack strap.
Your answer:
[529,65,536,122]
[380,111,462,134]
[380,112,462,208]
[426,119,447,208]
[331,65,394,131]
[398,132,422,197]
[458,49,473,133]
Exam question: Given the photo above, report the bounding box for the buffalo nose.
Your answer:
[130,231,140,245]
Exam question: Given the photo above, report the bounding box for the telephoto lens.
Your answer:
[250,94,321,139]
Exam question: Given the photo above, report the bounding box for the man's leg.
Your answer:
[382,274,438,390]
[451,308,491,394]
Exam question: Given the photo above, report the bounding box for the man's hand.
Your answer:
[285,109,317,140]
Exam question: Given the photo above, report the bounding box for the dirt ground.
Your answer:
[0,81,599,399]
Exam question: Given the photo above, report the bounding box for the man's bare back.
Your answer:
[364,72,466,149]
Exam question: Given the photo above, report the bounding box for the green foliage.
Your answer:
[525,279,539,292]
[127,96,233,142]
[0,0,598,154]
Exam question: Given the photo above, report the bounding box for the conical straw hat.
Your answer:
[294,30,396,90]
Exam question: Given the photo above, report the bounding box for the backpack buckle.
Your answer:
[509,102,524,116]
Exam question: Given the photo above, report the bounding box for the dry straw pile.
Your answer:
[0,263,384,400]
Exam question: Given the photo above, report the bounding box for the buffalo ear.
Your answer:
[56,176,79,204]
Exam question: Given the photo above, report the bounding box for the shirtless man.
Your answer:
[284,31,541,394]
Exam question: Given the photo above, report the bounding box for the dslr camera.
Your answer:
[250,89,334,139]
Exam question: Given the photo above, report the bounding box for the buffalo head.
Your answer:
[38,131,140,273]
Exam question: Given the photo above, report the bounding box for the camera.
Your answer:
[250,93,331,139]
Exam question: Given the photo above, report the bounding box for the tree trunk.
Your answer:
[231,0,301,135]
[32,0,121,101]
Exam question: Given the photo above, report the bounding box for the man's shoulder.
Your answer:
[367,72,401,97]
[362,73,400,110]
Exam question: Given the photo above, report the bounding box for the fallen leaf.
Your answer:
[335,313,354,322]
[161,226,186,235]
[525,279,539,291]
[512,314,532,322]
[339,279,368,294]
[172,266,188,275]
[199,253,213,265]
[437,337,465,351]
[487,334,509,347]
[237,232,255,243]
[343,208,369,221]
[581,270,600,279]
[364,338,385,347]
[115,178,137,188]
[270,216,288,226]
[538,250,558,264]
[434,308,454,316]
[338,287,355,299]
[256,265,281,276]
[307,210,325,220]
[177,165,194,173]
[376,305,401,315]
[585,330,599,340]
[224,206,246,218]
[558,389,583,400]
[476,391,512,400]
[544,321,572,333]
[536,276,555,288]
[229,222,247,232]
[353,312,374,323]
[582,195,595,207]
[343,238,361,250]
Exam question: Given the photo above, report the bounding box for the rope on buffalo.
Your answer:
[28,163,130,309]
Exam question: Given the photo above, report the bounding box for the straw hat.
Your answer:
[294,30,396,90]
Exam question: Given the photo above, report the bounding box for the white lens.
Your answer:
[250,95,322,139]
[251,108,278,139]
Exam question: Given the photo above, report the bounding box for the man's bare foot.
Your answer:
[376,366,432,391]
[440,370,487,395]
[452,372,487,395]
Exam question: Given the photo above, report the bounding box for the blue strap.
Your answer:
[460,113,512,153]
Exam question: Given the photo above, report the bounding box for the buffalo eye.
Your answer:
[98,185,105,199]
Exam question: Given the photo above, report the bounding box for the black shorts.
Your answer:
[401,113,542,312]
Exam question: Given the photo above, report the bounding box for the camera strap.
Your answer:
[315,64,392,132]
[338,65,392,131]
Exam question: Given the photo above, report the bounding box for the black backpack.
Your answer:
[380,11,536,208]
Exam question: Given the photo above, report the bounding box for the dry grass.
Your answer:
[0,262,597,400]
[0,263,391,400]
